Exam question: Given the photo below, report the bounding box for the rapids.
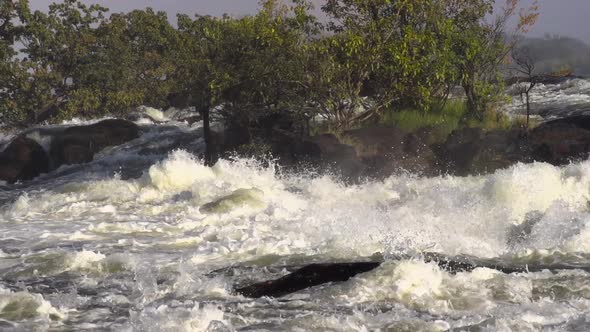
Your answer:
[2,81,590,330]
[507,77,590,119]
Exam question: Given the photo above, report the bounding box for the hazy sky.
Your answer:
[29,0,590,43]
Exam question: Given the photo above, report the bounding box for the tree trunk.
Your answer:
[525,92,531,130]
[197,88,213,167]
[463,83,478,119]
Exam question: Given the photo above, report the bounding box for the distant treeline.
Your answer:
[517,35,590,75]
[0,0,538,130]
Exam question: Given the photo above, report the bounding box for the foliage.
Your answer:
[381,99,513,143]
[450,0,539,118]
[0,0,538,136]
[310,0,459,130]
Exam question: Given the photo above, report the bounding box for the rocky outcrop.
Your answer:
[529,116,590,165]
[1,119,139,183]
[218,113,590,179]
[344,127,437,176]
[236,262,381,298]
[49,119,139,167]
[235,253,590,298]
[436,127,530,176]
[0,136,50,183]
[435,115,590,176]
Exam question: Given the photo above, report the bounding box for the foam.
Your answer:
[0,288,65,322]
[129,303,227,332]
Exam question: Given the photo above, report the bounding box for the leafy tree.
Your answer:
[17,0,108,120]
[175,0,315,164]
[0,0,33,126]
[90,8,179,114]
[314,0,459,130]
[449,0,539,118]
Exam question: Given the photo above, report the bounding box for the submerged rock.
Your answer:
[235,253,590,298]
[200,188,266,214]
[0,136,50,183]
[235,262,381,298]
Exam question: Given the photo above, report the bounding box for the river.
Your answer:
[1,79,590,331]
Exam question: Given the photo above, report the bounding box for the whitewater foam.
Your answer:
[3,127,590,329]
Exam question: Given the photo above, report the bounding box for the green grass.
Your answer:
[309,99,519,145]
[380,99,467,141]
[380,99,515,143]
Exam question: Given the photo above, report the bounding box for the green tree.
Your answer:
[449,0,539,118]
[175,0,315,164]
[314,0,458,130]
[0,0,33,127]
[17,0,108,121]
[89,8,179,114]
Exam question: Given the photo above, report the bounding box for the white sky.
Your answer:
[28,0,590,43]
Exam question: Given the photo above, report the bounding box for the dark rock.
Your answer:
[50,119,139,167]
[236,262,381,298]
[529,116,590,165]
[436,127,528,176]
[233,258,507,299]
[297,134,365,179]
[343,127,437,177]
[542,115,590,131]
[216,113,590,179]
[235,254,590,298]
[0,136,49,183]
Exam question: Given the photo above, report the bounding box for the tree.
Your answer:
[449,0,539,118]
[311,0,459,130]
[512,45,538,129]
[175,0,315,164]
[90,8,179,114]
[0,0,39,127]
[18,0,108,121]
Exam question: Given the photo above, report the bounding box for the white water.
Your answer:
[2,97,590,330]
[506,77,590,118]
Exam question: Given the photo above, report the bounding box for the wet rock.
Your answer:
[343,127,437,177]
[436,127,529,176]
[295,134,365,180]
[0,136,49,183]
[529,115,590,165]
[235,262,381,298]
[200,188,266,214]
[235,254,590,298]
[49,119,139,167]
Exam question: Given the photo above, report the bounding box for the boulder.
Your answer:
[436,127,528,176]
[235,254,563,298]
[343,127,437,177]
[236,262,381,298]
[200,188,266,214]
[297,134,365,179]
[50,119,139,167]
[529,116,590,165]
[0,136,49,183]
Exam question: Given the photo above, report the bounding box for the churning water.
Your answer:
[3,83,590,331]
[507,77,590,119]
